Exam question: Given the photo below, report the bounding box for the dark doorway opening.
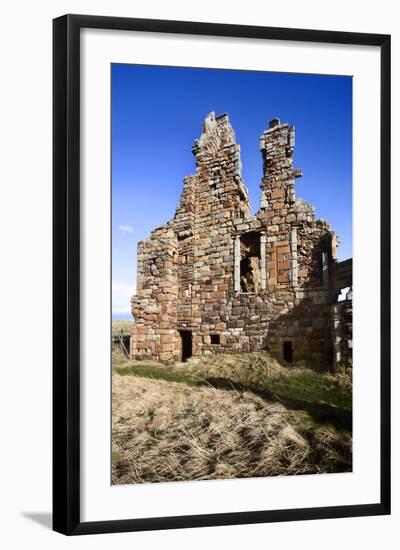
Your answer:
[327,345,334,369]
[112,333,130,357]
[283,341,293,363]
[210,334,220,345]
[179,330,192,362]
[121,335,130,357]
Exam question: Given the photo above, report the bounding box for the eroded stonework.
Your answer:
[131,113,352,369]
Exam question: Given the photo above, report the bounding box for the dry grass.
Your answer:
[112,352,352,485]
[114,351,352,410]
[112,320,134,335]
[182,353,353,410]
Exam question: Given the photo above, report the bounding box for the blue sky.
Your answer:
[112,64,352,319]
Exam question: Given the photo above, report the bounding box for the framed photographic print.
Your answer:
[53,14,391,535]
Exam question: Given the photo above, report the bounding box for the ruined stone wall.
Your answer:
[131,226,179,361]
[258,119,334,290]
[174,175,196,330]
[130,113,351,370]
[331,288,353,370]
[340,289,353,369]
[265,288,333,366]
[189,113,252,355]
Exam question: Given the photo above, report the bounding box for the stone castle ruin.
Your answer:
[131,113,352,370]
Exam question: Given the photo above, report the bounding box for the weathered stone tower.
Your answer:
[131,113,352,369]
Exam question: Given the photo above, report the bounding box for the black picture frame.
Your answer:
[53,14,391,536]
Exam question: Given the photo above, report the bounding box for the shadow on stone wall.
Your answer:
[264,296,334,372]
[261,229,344,371]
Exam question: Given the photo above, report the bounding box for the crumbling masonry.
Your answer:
[131,114,352,370]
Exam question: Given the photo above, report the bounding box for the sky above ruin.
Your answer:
[112,64,352,319]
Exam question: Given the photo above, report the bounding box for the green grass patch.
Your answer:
[113,352,352,412]
[112,451,120,465]
[265,370,352,410]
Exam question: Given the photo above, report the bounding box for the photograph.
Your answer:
[111,64,353,485]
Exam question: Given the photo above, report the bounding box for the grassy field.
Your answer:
[112,350,352,485]
[112,320,134,335]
